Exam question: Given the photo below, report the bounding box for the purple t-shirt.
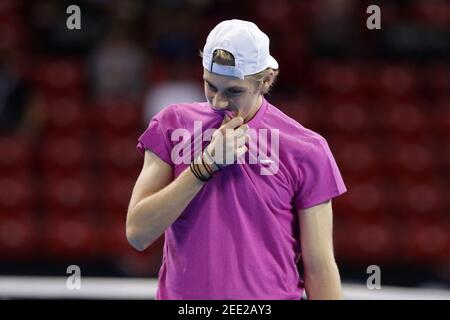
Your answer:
[137,97,347,300]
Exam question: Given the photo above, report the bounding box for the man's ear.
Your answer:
[260,79,271,94]
[262,72,274,93]
[254,80,264,94]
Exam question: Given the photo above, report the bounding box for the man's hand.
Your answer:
[204,115,251,172]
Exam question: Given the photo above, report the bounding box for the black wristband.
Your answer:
[190,161,207,182]
[190,157,210,182]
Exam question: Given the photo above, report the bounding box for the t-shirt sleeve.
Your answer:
[293,136,347,210]
[136,105,178,167]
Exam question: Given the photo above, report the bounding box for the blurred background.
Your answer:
[0,0,449,291]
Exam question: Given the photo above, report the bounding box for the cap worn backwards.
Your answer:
[202,19,279,79]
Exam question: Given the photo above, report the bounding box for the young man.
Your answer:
[126,19,347,300]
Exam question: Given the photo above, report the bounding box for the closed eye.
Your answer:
[205,80,244,95]
[227,89,243,95]
[206,82,217,91]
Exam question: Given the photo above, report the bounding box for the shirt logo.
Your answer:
[259,159,274,165]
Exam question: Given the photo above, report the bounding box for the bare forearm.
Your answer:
[127,116,248,251]
[304,262,343,300]
[126,166,207,250]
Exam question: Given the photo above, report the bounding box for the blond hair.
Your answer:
[200,49,279,95]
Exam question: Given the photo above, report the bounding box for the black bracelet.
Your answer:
[190,157,210,182]
[189,160,201,180]
[195,154,211,181]
[191,161,205,181]
[190,161,207,182]
[201,152,215,177]
[198,153,215,180]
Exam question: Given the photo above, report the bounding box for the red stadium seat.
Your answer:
[400,180,443,218]
[420,63,450,95]
[39,135,90,174]
[99,174,135,217]
[0,0,19,16]
[335,217,399,265]
[32,59,85,97]
[0,15,28,51]
[328,133,380,179]
[432,97,450,137]
[41,174,93,214]
[0,174,34,213]
[254,0,293,30]
[370,65,419,98]
[0,211,37,259]
[43,97,87,134]
[42,212,98,259]
[98,135,142,176]
[311,62,360,95]
[436,140,450,176]
[336,176,387,219]
[0,136,31,174]
[325,98,371,134]
[384,176,444,219]
[276,96,323,130]
[379,138,436,179]
[90,100,142,136]
[400,217,449,265]
[335,139,376,172]
[373,99,429,139]
[411,0,450,29]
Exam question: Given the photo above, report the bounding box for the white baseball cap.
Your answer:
[202,19,279,79]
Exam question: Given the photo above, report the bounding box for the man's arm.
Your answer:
[298,200,343,300]
[126,116,249,252]
[126,149,208,251]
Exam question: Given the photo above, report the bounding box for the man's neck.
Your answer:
[244,95,263,123]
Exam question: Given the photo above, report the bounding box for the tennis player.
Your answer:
[126,19,347,300]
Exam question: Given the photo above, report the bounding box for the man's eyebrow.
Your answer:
[203,79,246,91]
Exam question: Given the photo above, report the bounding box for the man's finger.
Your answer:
[235,135,249,147]
[235,124,249,136]
[222,116,244,130]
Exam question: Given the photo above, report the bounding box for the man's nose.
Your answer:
[212,94,229,109]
